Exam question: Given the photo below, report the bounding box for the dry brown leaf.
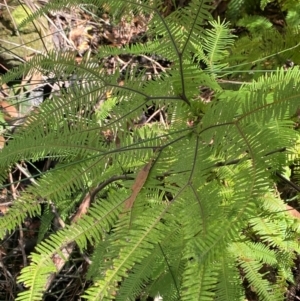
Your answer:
[124,158,154,210]
[23,70,43,91]
[0,135,5,149]
[0,204,9,214]
[0,83,9,98]
[69,26,94,54]
[71,192,92,223]
[69,27,86,47]
[0,100,21,121]
[23,55,44,91]
[286,205,300,219]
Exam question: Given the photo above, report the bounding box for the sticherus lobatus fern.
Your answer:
[0,0,299,300]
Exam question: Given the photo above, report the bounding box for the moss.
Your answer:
[0,6,52,68]
[11,5,35,34]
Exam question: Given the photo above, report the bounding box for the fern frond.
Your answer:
[0,0,299,300]
[239,259,283,301]
[215,252,244,301]
[0,193,41,239]
[181,261,218,301]
[83,204,171,300]
[192,18,236,76]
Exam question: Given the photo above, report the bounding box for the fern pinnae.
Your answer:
[181,261,218,301]
[230,242,278,266]
[239,259,283,301]
[202,18,236,75]
[179,0,212,55]
[0,194,42,239]
[16,194,125,300]
[116,244,163,300]
[83,204,171,300]
[214,252,244,301]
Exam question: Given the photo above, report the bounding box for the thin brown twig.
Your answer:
[15,163,39,185]
[0,201,13,206]
[56,277,75,301]
[50,202,65,229]
[117,56,134,72]
[8,172,17,200]
[140,54,167,72]
[160,110,169,128]
[217,79,251,85]
[146,106,165,123]
[287,291,300,301]
[18,224,27,266]
[0,252,16,298]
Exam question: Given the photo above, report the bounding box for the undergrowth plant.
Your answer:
[226,0,300,80]
[0,0,300,300]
